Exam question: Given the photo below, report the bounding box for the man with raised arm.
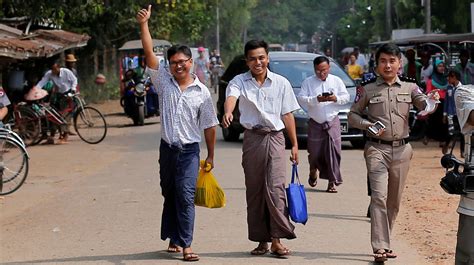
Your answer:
[137,5,218,262]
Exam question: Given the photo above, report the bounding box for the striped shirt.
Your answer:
[146,66,218,146]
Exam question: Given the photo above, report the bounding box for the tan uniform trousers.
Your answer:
[364,142,413,252]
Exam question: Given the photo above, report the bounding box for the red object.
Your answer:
[95,74,106,85]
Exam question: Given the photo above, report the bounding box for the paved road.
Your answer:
[0,107,426,264]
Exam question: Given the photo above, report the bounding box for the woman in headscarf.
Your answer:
[425,58,449,152]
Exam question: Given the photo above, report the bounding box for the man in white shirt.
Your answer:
[33,60,78,144]
[222,39,299,257]
[297,56,349,193]
[137,5,218,262]
[453,84,474,265]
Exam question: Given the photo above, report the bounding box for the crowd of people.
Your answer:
[137,4,473,264]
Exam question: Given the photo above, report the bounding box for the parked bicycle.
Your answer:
[12,92,107,145]
[0,124,29,195]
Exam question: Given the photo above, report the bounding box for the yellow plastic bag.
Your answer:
[195,160,226,208]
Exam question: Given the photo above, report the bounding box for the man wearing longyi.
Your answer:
[222,39,299,258]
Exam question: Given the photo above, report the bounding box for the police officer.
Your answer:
[348,43,439,262]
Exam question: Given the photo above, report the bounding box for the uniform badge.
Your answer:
[412,84,423,95]
[354,86,363,103]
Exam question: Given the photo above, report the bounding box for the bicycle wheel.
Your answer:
[14,106,42,146]
[74,106,107,144]
[0,136,29,195]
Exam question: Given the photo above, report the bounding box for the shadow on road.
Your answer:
[4,250,374,264]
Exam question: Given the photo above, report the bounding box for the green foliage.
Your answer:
[79,71,120,104]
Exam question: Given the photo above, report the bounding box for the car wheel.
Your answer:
[222,127,240,142]
[350,140,366,149]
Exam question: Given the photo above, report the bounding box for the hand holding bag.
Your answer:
[286,164,308,224]
[195,160,226,208]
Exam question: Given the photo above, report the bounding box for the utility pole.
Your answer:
[424,0,431,33]
[216,4,220,53]
[385,0,392,39]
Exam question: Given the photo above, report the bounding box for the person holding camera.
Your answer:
[297,56,349,193]
[453,84,474,265]
[348,43,439,263]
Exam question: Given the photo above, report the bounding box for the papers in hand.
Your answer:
[418,98,437,116]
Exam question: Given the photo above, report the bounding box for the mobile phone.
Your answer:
[322,92,333,97]
[368,121,386,135]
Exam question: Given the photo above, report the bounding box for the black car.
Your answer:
[216,51,365,148]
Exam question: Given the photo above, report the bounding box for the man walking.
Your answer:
[137,5,218,262]
[297,56,349,193]
[348,43,438,262]
[222,39,299,257]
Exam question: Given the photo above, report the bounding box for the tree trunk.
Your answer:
[94,49,99,75]
[103,46,108,74]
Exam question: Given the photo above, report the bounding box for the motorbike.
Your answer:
[121,71,159,126]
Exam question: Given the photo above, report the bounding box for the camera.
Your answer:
[440,154,474,194]
[368,121,385,135]
[321,92,333,97]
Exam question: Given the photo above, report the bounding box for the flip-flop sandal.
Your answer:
[270,248,291,258]
[167,245,182,253]
[326,187,338,193]
[308,176,318,187]
[373,250,387,263]
[183,253,200,262]
[250,247,269,255]
[385,249,397,258]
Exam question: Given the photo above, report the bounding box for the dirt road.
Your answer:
[0,99,461,264]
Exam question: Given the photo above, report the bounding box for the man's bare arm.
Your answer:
[137,5,158,69]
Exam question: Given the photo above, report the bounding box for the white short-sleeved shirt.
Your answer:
[36,68,77,93]
[226,70,300,131]
[146,66,218,145]
[297,74,350,123]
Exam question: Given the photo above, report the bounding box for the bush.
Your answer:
[78,71,121,103]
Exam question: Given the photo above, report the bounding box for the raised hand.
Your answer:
[136,5,152,24]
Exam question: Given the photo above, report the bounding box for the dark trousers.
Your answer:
[159,139,200,248]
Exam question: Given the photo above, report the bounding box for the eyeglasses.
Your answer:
[169,58,191,67]
[316,69,329,74]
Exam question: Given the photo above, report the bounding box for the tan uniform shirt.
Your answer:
[348,76,427,141]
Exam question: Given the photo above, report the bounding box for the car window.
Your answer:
[269,60,355,88]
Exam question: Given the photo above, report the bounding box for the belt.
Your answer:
[367,137,409,147]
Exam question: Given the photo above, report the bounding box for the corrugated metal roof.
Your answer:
[119,39,171,51]
[0,23,90,60]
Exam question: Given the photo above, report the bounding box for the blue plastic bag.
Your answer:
[286,164,308,224]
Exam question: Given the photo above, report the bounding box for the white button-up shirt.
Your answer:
[147,66,218,145]
[226,70,300,131]
[36,68,77,93]
[297,74,350,123]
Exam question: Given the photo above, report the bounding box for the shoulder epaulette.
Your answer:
[360,76,377,86]
[398,75,416,83]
